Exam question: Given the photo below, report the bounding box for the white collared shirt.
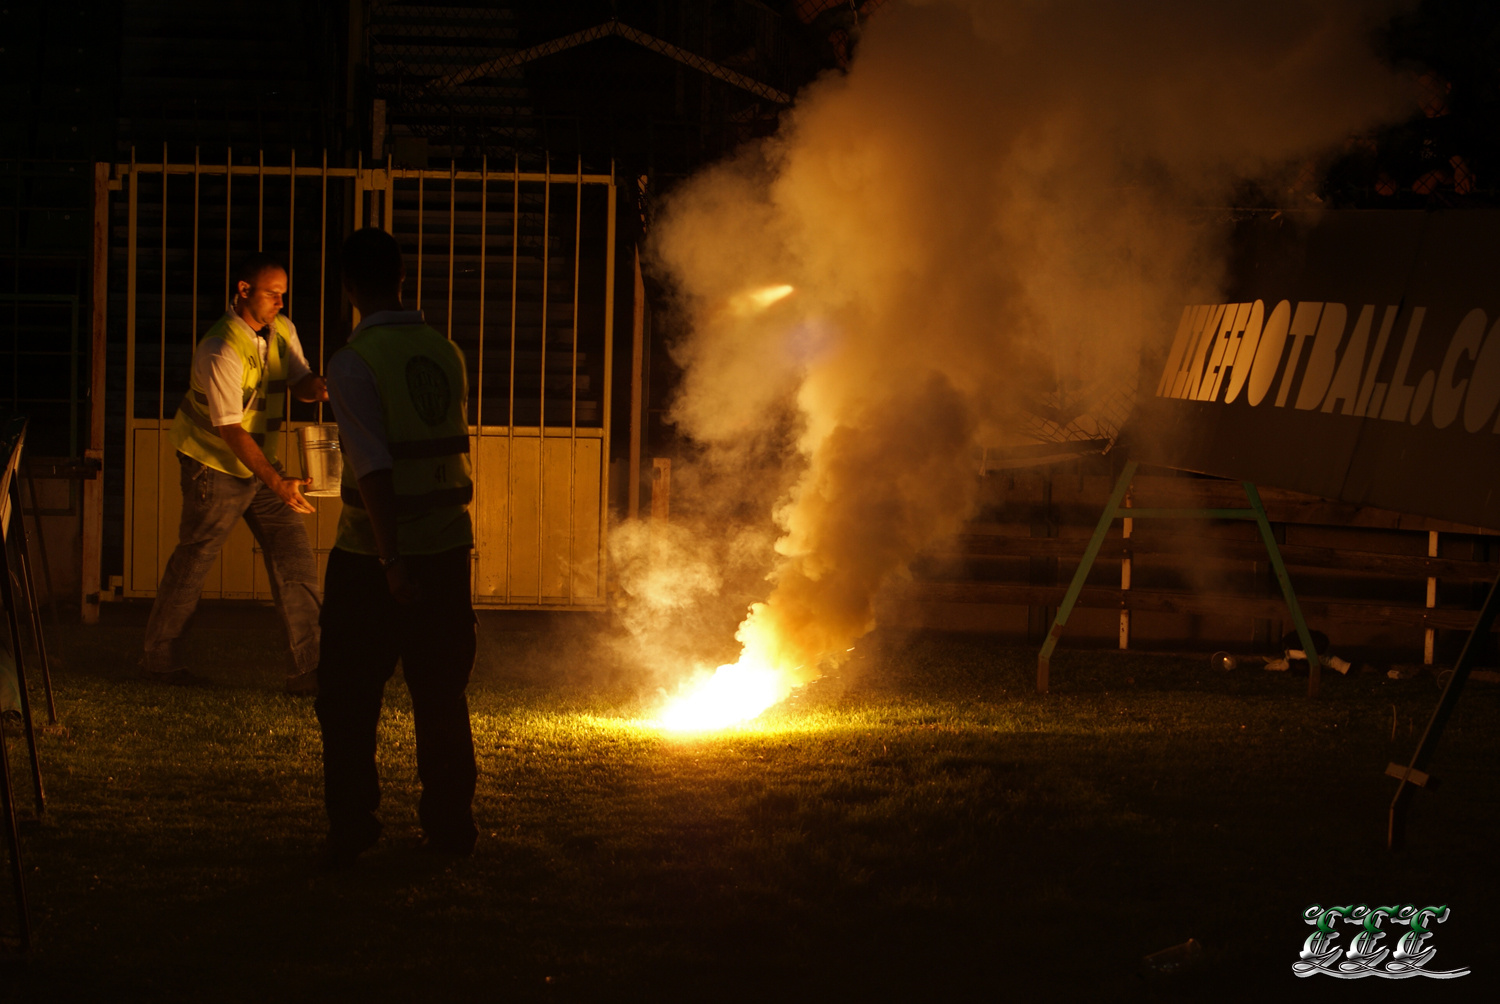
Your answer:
[326,310,429,478]
[193,311,313,426]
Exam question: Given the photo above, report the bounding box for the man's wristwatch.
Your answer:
[379,555,402,570]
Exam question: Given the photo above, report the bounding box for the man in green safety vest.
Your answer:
[143,252,329,692]
[315,227,477,867]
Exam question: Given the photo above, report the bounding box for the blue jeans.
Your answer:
[143,453,322,675]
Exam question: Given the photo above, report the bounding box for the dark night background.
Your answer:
[4,0,1500,457]
[0,4,1497,994]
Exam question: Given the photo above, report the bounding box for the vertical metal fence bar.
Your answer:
[447,161,455,339]
[505,159,518,604]
[157,145,168,584]
[84,161,109,622]
[159,145,168,424]
[287,149,296,309]
[192,149,200,368]
[567,159,581,605]
[477,158,487,431]
[416,173,423,309]
[224,147,232,308]
[353,154,364,327]
[537,160,550,601]
[318,150,327,423]
[191,151,200,588]
[599,174,617,598]
[5,170,11,411]
[219,148,231,598]
[383,154,394,235]
[257,149,264,252]
[123,150,138,591]
[287,150,298,452]
[475,158,488,599]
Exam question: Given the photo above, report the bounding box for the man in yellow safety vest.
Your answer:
[142,252,329,693]
[315,227,477,867]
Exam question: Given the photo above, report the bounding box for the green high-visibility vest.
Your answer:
[334,323,474,556]
[169,313,290,477]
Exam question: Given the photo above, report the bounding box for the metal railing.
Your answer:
[91,151,616,613]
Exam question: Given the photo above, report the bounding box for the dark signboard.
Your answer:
[1130,210,1500,530]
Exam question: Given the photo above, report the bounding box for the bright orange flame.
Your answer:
[656,613,805,731]
[657,657,791,732]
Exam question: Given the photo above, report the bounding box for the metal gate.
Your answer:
[96,152,616,609]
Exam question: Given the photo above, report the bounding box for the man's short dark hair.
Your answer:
[233,252,285,288]
[341,228,404,300]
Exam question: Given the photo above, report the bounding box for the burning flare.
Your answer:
[656,615,800,731]
[657,658,790,732]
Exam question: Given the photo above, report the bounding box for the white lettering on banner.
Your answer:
[1463,316,1500,433]
[1171,307,1206,398]
[1182,304,1227,399]
[1246,300,1292,406]
[1202,302,1255,401]
[1295,302,1348,410]
[1353,306,1399,417]
[1432,309,1486,430]
[1167,305,1212,398]
[1380,308,1427,422]
[1321,304,1373,415]
[1152,300,1500,435]
[1222,300,1265,404]
[1195,304,1237,401]
[1275,302,1324,408]
[1156,306,1198,397]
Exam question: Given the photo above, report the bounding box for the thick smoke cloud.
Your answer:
[621,0,1409,691]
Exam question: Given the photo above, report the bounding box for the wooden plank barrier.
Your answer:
[908,468,1499,653]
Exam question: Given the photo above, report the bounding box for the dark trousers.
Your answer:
[314,545,478,851]
[144,453,321,674]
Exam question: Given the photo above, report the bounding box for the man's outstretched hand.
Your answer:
[272,474,316,514]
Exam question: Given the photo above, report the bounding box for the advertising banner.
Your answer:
[1131,210,1500,530]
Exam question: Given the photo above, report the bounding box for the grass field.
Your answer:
[0,606,1496,1001]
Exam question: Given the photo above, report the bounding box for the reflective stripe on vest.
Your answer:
[168,313,290,477]
[333,322,474,556]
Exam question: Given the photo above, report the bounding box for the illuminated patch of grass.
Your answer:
[0,618,1495,1000]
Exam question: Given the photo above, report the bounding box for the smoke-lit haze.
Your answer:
[615,0,1409,702]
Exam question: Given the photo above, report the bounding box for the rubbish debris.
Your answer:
[1210,651,1236,672]
[1262,630,1355,676]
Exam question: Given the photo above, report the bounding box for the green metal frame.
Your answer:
[1036,459,1322,697]
[1386,568,1500,850]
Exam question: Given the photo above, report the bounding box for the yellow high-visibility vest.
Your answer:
[333,322,474,556]
[169,313,289,477]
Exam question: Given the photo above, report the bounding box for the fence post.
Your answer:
[652,458,671,523]
[1424,530,1439,665]
[1119,484,1132,649]
[82,162,110,624]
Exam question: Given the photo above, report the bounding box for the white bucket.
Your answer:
[296,424,343,497]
